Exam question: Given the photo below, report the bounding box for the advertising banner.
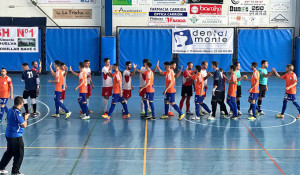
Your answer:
[37,0,95,3]
[149,7,188,26]
[187,0,223,4]
[0,27,39,52]
[172,28,233,54]
[53,9,92,19]
[190,4,222,15]
[229,0,268,26]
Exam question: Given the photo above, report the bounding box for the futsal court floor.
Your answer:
[0,73,300,175]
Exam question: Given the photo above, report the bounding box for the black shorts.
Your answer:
[23,90,37,99]
[221,91,225,101]
[212,91,223,101]
[259,84,267,98]
[237,85,242,98]
[181,85,193,97]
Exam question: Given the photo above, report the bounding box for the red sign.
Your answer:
[190,5,222,15]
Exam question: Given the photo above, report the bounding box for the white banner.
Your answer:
[172,28,233,54]
[149,7,188,26]
[37,0,95,3]
[0,27,39,53]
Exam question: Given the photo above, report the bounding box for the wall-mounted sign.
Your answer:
[53,9,92,19]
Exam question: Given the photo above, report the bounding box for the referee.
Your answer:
[0,96,29,175]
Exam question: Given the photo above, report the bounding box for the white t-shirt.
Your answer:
[84,67,91,84]
[62,70,66,90]
[201,69,208,87]
[122,70,131,90]
[139,66,147,87]
[102,66,113,87]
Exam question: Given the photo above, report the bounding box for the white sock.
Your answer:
[60,100,63,103]
[87,99,89,107]
[169,104,171,112]
[147,100,150,110]
[125,99,128,103]
[103,99,108,112]
[141,99,144,111]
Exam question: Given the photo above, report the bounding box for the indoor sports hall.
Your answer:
[1,0,300,175]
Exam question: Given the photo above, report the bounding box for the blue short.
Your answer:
[54,91,62,102]
[194,95,204,103]
[227,96,236,103]
[0,98,8,105]
[112,94,125,103]
[164,92,175,103]
[145,92,154,101]
[284,93,297,101]
[249,93,259,101]
[78,93,87,103]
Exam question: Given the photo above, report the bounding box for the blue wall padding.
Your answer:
[46,29,99,71]
[101,36,116,68]
[179,54,232,72]
[238,29,292,72]
[295,37,300,76]
[0,30,41,71]
[119,29,172,71]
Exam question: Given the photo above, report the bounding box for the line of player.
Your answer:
[100,58,300,121]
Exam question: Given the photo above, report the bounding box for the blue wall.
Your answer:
[46,29,99,71]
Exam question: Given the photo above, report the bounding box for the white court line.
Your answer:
[184,109,297,129]
[0,100,50,136]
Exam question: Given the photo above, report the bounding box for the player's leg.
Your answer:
[179,85,186,111]
[169,93,185,120]
[103,94,118,119]
[55,92,70,119]
[87,84,92,114]
[0,99,7,122]
[30,90,37,117]
[236,86,242,115]
[22,90,30,114]
[148,93,155,120]
[81,93,90,120]
[120,96,129,118]
[102,87,112,114]
[143,93,148,117]
[160,94,170,119]
[59,90,65,114]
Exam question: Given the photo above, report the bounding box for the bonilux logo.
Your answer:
[190,5,222,15]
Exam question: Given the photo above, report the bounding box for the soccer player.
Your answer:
[123,61,136,104]
[70,62,90,120]
[0,68,13,123]
[273,65,300,119]
[179,62,194,115]
[139,59,151,115]
[219,68,229,116]
[200,61,212,115]
[157,61,185,120]
[210,61,228,120]
[49,61,71,119]
[169,61,183,116]
[244,62,260,120]
[59,62,68,115]
[191,65,211,120]
[102,63,130,120]
[139,62,156,120]
[226,65,239,120]
[234,62,245,115]
[31,59,42,74]
[256,60,274,115]
[22,63,39,117]
[102,58,113,115]
[32,60,41,96]
[83,59,94,114]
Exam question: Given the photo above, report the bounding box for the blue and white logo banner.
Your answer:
[172,28,234,54]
